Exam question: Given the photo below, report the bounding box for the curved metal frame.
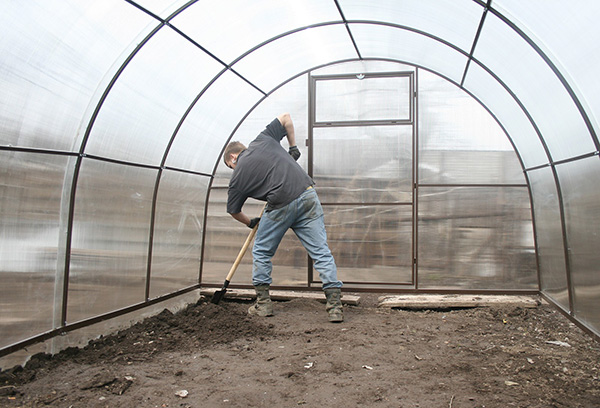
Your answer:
[2,0,598,358]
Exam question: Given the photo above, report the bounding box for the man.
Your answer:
[223,112,343,322]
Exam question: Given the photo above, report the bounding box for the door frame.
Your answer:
[307,70,417,288]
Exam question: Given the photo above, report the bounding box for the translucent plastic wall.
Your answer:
[204,63,535,291]
[484,2,600,335]
[1,0,599,365]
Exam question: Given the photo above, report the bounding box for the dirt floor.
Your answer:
[1,293,600,408]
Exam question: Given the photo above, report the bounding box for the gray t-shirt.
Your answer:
[227,118,313,214]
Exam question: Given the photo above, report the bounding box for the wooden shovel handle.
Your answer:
[224,204,267,282]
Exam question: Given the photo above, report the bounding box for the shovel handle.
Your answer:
[224,204,266,282]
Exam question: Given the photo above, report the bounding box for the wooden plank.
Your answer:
[201,288,360,305]
[378,294,540,309]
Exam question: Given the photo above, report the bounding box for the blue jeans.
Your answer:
[252,188,342,290]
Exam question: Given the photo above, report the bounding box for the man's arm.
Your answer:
[277,112,296,147]
[231,212,260,229]
[230,211,251,227]
[277,112,300,161]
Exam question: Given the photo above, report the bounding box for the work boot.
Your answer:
[248,284,273,317]
[324,288,343,323]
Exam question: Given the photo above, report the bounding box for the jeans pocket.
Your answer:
[301,192,323,220]
[265,206,288,222]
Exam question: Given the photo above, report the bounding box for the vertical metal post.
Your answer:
[307,73,317,287]
[413,69,419,289]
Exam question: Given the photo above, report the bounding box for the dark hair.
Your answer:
[223,141,246,165]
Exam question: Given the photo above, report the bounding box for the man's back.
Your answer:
[227,118,312,214]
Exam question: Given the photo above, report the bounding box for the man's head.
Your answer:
[223,141,246,169]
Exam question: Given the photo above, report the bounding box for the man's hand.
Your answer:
[288,146,301,161]
[248,217,261,229]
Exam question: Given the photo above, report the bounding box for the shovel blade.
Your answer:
[211,289,227,304]
[211,279,230,304]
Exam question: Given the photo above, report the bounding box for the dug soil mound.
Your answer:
[1,294,599,407]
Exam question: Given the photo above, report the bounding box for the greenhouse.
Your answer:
[1,0,599,406]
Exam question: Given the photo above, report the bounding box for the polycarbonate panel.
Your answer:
[313,126,413,203]
[349,23,469,84]
[132,0,187,18]
[418,186,536,289]
[203,190,307,287]
[495,1,600,141]
[0,151,67,349]
[315,75,411,122]
[0,0,154,151]
[213,74,310,188]
[338,0,483,53]
[419,150,524,185]
[474,13,596,162]
[527,167,568,309]
[556,157,600,331]
[233,24,357,92]
[149,170,210,298]
[86,27,224,166]
[313,60,417,77]
[463,63,549,169]
[170,0,342,64]
[419,70,525,185]
[67,159,157,323]
[322,205,413,284]
[166,70,263,173]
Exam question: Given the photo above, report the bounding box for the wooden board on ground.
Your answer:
[201,288,360,306]
[378,294,540,309]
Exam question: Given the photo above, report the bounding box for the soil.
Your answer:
[1,293,599,408]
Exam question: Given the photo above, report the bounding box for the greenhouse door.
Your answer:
[308,72,415,288]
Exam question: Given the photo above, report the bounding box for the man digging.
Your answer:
[223,113,343,322]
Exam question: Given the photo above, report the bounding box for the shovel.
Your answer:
[211,204,266,304]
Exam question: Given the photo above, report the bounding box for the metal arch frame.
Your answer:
[201,55,539,293]
[2,0,598,358]
[0,50,563,357]
[468,5,585,318]
[335,2,596,320]
[78,0,599,323]
[483,1,600,320]
[57,0,273,331]
[193,2,592,311]
[0,0,219,361]
[60,5,172,330]
[202,52,537,284]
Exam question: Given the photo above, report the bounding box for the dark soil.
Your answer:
[1,294,599,407]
